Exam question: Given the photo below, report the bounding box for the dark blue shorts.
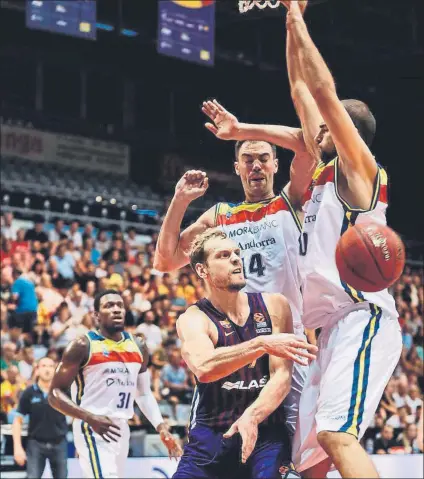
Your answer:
[173,424,291,479]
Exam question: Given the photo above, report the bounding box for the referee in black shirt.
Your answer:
[12,356,68,478]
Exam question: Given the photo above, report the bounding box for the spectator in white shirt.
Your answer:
[2,212,18,240]
[66,289,89,323]
[67,239,81,262]
[125,227,143,260]
[68,220,83,248]
[95,259,108,279]
[132,281,151,315]
[135,310,162,355]
[393,374,409,408]
[48,219,66,243]
[18,343,35,381]
[50,302,77,350]
[85,281,96,311]
[95,230,110,254]
[406,385,423,414]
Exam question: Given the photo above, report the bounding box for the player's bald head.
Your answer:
[342,99,376,147]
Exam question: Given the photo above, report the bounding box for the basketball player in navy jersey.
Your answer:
[173,229,317,479]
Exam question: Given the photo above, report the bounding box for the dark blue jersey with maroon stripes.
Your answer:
[188,292,287,431]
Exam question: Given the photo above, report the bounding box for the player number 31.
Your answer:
[117,392,131,409]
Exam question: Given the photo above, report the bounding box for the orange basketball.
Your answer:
[335,223,405,293]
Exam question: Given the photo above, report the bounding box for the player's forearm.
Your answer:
[12,416,24,451]
[236,123,304,153]
[48,388,92,423]
[287,29,321,161]
[135,392,164,430]
[135,371,165,430]
[287,7,336,102]
[154,196,190,271]
[244,368,291,425]
[192,337,266,383]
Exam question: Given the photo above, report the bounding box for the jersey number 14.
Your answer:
[242,253,265,278]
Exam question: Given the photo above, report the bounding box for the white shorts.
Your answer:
[293,303,402,472]
[73,418,130,478]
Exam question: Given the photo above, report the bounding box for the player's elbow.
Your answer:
[195,368,212,383]
[310,81,336,104]
[47,389,60,410]
[194,363,216,383]
[153,255,166,272]
[153,254,172,272]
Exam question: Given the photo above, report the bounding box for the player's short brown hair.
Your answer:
[189,229,227,272]
[235,140,277,160]
[342,99,376,147]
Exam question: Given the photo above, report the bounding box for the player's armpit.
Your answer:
[312,89,378,187]
[284,150,317,210]
[305,328,317,347]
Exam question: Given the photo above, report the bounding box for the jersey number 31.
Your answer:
[117,392,131,409]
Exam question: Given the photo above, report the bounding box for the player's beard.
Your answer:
[105,323,125,334]
[320,146,337,164]
[227,280,246,292]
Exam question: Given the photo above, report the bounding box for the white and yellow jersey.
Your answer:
[215,192,304,334]
[71,331,143,420]
[299,158,398,329]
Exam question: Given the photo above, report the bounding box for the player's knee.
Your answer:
[317,430,356,451]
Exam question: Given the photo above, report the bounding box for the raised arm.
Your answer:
[133,335,182,459]
[283,1,322,206]
[177,305,316,384]
[285,1,378,209]
[48,336,121,442]
[153,171,215,272]
[202,99,305,154]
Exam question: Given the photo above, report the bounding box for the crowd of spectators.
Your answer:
[1,211,423,455]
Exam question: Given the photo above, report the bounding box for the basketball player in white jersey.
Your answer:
[154,54,323,439]
[48,290,181,478]
[278,2,402,478]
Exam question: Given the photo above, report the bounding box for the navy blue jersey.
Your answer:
[188,293,286,430]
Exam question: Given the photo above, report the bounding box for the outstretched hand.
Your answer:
[280,1,307,15]
[158,425,183,460]
[202,99,240,140]
[263,333,318,366]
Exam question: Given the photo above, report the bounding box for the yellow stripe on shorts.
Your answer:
[339,304,382,437]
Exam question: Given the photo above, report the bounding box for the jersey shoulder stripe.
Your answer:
[303,159,388,208]
[334,159,388,211]
[216,196,290,225]
[84,331,143,367]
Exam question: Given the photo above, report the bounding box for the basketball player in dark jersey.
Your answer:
[173,229,317,479]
